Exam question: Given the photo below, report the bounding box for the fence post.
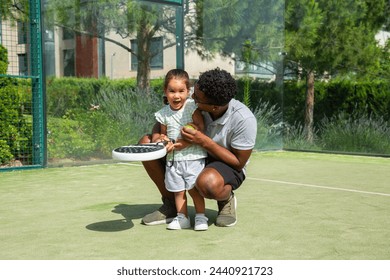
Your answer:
[29,0,46,166]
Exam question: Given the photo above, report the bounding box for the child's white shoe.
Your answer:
[194,214,208,231]
[167,214,191,230]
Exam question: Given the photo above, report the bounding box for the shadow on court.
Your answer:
[85,203,218,232]
[85,203,158,232]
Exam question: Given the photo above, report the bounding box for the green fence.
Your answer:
[0,0,46,171]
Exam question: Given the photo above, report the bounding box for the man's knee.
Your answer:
[196,168,225,199]
[139,134,152,144]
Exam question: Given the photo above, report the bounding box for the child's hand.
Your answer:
[155,134,169,143]
[165,140,175,153]
[152,133,167,143]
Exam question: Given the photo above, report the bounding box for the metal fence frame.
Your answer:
[0,0,46,171]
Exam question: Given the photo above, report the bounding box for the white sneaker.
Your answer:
[167,214,191,230]
[194,214,208,231]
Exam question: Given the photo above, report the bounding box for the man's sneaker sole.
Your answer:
[141,197,176,226]
[142,217,174,226]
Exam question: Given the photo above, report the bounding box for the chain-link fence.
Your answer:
[0,0,46,171]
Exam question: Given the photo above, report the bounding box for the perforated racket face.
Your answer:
[112,144,167,161]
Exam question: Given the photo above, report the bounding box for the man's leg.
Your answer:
[139,134,176,225]
[195,162,244,227]
[142,157,173,200]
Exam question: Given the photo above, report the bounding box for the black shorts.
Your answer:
[205,161,245,190]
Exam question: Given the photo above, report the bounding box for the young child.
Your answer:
[152,69,208,231]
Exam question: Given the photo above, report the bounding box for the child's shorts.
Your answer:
[165,158,205,192]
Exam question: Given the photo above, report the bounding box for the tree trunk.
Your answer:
[136,14,152,94]
[136,44,151,94]
[304,70,315,143]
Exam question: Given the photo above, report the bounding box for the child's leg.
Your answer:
[174,190,188,217]
[189,187,208,231]
[188,187,205,214]
[168,190,191,230]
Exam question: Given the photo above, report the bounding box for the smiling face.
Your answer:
[164,78,189,111]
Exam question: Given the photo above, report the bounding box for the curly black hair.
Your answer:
[197,68,237,106]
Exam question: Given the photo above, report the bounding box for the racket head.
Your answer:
[112,143,167,162]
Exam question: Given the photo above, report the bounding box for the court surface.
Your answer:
[0,151,389,260]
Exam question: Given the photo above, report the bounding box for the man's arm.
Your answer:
[181,127,252,171]
[174,108,205,151]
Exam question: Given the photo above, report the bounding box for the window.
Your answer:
[131,37,164,70]
[18,54,28,76]
[17,21,28,44]
[63,27,74,40]
[63,49,75,76]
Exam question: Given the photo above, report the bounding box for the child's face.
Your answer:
[164,78,189,111]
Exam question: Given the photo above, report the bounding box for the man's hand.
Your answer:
[181,124,205,146]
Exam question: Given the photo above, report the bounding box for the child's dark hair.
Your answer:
[197,68,236,106]
[164,69,190,91]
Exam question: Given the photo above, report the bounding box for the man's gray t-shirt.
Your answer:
[202,99,257,172]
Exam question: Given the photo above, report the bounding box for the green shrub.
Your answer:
[0,44,8,74]
[46,77,140,117]
[94,86,163,144]
[80,111,129,158]
[43,76,390,161]
[46,84,163,161]
[48,109,135,160]
[46,77,104,117]
[236,79,282,112]
[0,140,13,165]
[319,111,390,154]
[253,100,283,150]
[47,116,96,160]
[0,45,32,165]
[283,122,320,151]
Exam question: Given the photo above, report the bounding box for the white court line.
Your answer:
[247,177,390,197]
[117,163,390,197]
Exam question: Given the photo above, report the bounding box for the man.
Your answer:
[140,68,257,227]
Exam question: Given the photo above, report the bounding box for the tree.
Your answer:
[45,0,182,92]
[284,0,389,142]
[194,0,389,143]
[193,0,284,65]
[45,0,286,93]
[0,0,29,22]
[192,0,285,112]
[5,0,285,94]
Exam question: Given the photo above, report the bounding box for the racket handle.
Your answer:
[161,138,175,146]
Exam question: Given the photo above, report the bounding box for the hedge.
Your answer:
[236,78,390,126]
[46,77,390,125]
[0,45,32,165]
[46,77,165,117]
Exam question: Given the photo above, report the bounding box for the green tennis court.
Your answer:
[0,151,389,260]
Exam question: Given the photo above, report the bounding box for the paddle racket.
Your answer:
[112,142,167,162]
